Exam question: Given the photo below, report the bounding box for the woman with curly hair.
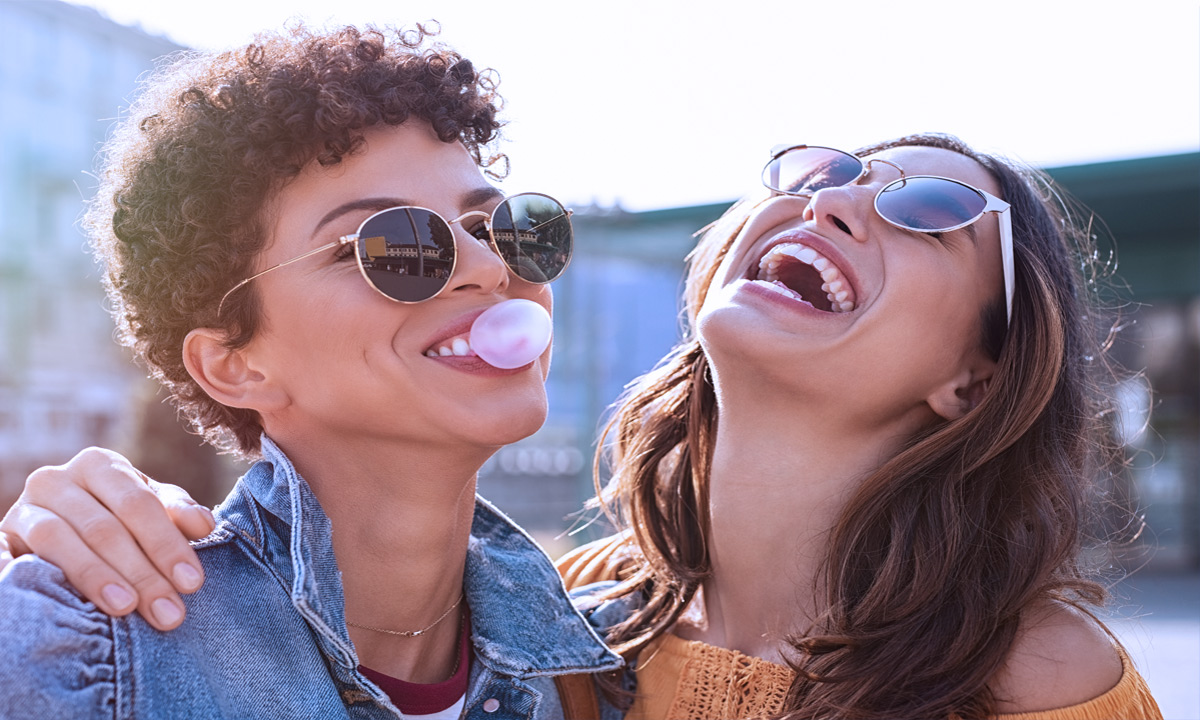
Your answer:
[0,24,621,719]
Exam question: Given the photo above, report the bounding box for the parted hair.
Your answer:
[593,134,1131,719]
[85,24,505,456]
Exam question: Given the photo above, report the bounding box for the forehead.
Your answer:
[864,145,1000,197]
[293,123,484,198]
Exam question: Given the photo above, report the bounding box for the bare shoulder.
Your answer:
[990,599,1123,713]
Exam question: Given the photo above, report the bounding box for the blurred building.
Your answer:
[1048,154,1200,569]
[1,4,1195,566]
[0,0,183,505]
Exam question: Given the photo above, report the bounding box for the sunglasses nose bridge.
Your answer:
[863,157,904,181]
[448,209,492,229]
[805,182,877,242]
[443,215,512,296]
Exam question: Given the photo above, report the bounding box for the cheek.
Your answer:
[536,285,553,316]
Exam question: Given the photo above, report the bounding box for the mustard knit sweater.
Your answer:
[559,537,1162,720]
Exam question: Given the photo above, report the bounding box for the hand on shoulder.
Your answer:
[990,599,1123,714]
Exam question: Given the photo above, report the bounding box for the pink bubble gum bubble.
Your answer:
[470,299,553,369]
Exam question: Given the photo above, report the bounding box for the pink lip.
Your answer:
[746,226,863,307]
[426,354,535,377]
[423,308,489,354]
[421,306,539,376]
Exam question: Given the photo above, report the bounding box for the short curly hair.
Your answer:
[85,23,506,457]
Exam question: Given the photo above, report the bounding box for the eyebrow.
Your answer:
[310,186,505,238]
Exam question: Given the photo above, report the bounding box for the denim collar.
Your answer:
[219,436,621,678]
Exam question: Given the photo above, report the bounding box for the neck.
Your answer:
[680,377,930,662]
[267,426,491,683]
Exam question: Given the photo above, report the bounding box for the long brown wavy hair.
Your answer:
[592,134,1131,719]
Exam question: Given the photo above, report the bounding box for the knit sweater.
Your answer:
[559,536,1162,720]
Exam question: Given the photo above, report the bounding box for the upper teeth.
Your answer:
[426,334,475,358]
[757,243,856,313]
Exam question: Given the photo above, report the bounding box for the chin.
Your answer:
[697,300,775,364]
[698,303,825,401]
[472,395,549,447]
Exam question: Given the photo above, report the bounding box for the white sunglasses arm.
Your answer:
[977,193,1015,326]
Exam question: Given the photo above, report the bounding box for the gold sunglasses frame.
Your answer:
[217,193,573,317]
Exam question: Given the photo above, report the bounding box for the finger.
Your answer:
[23,450,207,596]
[16,449,195,629]
[0,520,31,558]
[19,483,191,630]
[147,478,216,541]
[76,471,207,596]
[4,502,140,616]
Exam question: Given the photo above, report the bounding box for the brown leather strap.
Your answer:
[554,673,600,720]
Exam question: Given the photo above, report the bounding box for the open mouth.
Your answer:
[753,242,856,313]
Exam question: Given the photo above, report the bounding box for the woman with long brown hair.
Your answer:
[558,135,1160,719]
[2,135,1161,719]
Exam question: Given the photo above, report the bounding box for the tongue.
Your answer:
[770,280,815,308]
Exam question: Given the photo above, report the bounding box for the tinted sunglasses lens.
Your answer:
[356,208,455,301]
[763,147,863,195]
[876,176,987,232]
[490,193,572,283]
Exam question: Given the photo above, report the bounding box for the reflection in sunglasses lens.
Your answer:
[358,208,455,301]
[876,177,985,231]
[492,194,572,284]
[768,147,863,195]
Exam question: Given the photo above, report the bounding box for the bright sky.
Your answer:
[67,0,1200,211]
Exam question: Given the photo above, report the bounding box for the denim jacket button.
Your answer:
[483,698,501,713]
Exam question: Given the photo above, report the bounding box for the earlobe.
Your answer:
[182,329,288,412]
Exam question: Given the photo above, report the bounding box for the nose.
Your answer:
[802,184,873,243]
[446,224,510,297]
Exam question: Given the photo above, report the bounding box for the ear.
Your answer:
[182,328,289,413]
[926,356,996,421]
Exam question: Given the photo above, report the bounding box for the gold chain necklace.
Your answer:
[346,592,465,638]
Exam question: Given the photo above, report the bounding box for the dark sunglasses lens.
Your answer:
[876,176,987,232]
[356,208,455,301]
[763,147,863,195]
[490,194,572,283]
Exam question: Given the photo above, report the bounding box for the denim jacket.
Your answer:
[0,436,624,719]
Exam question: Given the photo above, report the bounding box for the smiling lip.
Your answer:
[745,227,862,311]
[422,307,537,376]
[428,354,534,376]
[424,309,488,356]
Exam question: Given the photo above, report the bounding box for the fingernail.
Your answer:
[101,584,135,610]
[151,597,183,626]
[173,563,202,592]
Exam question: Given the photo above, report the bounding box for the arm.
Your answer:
[0,557,123,718]
[0,447,215,630]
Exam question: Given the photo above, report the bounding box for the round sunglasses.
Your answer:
[762,145,1014,325]
[218,192,573,315]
